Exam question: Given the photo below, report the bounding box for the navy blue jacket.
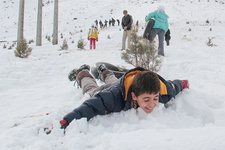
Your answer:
[63,67,176,123]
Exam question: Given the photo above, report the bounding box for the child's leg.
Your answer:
[158,29,165,56]
[93,39,96,49]
[149,28,158,43]
[90,38,93,50]
[100,70,118,84]
[76,70,99,97]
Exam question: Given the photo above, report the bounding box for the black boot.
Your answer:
[97,64,107,80]
[68,64,90,81]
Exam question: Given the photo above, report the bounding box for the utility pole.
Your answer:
[17,0,25,44]
[52,0,58,45]
[36,0,43,46]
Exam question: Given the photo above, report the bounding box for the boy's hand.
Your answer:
[87,38,90,40]
[96,38,98,41]
[60,119,69,129]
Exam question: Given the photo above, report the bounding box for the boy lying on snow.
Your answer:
[60,64,189,129]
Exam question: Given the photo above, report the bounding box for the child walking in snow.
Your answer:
[88,24,98,50]
[60,64,189,129]
[146,5,169,56]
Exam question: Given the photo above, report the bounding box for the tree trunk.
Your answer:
[36,0,42,46]
[52,0,58,45]
[17,0,25,44]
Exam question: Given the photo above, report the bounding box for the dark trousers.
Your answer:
[149,28,165,56]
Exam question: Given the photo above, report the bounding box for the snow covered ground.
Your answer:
[0,0,225,149]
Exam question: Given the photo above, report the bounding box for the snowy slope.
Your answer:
[1,0,225,149]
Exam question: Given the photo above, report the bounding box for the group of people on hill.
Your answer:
[96,18,120,29]
[59,5,190,130]
[87,5,170,57]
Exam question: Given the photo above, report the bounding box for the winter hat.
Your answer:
[157,5,165,13]
[89,24,95,36]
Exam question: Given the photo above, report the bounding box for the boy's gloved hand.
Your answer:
[96,38,98,41]
[87,38,90,40]
[60,119,69,129]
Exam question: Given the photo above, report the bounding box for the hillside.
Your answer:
[0,0,225,149]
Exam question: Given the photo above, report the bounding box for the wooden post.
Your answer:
[36,0,43,46]
[17,0,25,44]
[52,0,58,45]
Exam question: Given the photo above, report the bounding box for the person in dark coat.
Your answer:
[95,20,98,29]
[112,18,116,26]
[99,20,103,28]
[121,10,133,50]
[60,64,189,129]
[117,19,120,26]
[104,20,108,27]
[109,19,112,26]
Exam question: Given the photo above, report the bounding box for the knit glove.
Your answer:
[96,38,98,41]
[60,119,69,129]
[87,38,90,40]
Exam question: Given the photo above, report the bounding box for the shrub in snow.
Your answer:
[15,38,32,58]
[12,43,16,47]
[61,33,63,39]
[28,39,34,44]
[8,46,12,50]
[60,39,68,50]
[47,36,51,42]
[77,36,86,49]
[107,35,111,39]
[3,44,7,49]
[121,27,162,72]
[206,37,216,47]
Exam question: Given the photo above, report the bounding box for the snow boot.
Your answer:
[97,64,107,80]
[68,64,90,81]
[181,80,189,89]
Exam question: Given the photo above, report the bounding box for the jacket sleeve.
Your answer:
[63,91,115,123]
[121,17,124,28]
[145,12,155,22]
[88,29,90,38]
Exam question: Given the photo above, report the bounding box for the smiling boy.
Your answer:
[60,64,189,129]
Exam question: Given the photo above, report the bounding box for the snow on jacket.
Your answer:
[146,10,169,34]
[88,28,98,39]
[63,67,174,123]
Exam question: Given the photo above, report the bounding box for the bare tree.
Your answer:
[36,0,43,46]
[17,0,25,44]
[52,0,58,45]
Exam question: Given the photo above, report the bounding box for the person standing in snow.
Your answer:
[95,20,98,29]
[109,19,112,26]
[112,18,116,26]
[146,5,169,56]
[117,19,120,26]
[99,20,103,28]
[104,20,108,27]
[88,24,98,50]
[60,64,189,129]
[121,10,133,50]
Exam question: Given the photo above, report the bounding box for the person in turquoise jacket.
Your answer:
[146,6,169,56]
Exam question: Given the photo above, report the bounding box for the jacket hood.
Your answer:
[154,10,169,20]
[119,67,146,100]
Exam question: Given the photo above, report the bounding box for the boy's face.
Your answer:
[131,92,159,113]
